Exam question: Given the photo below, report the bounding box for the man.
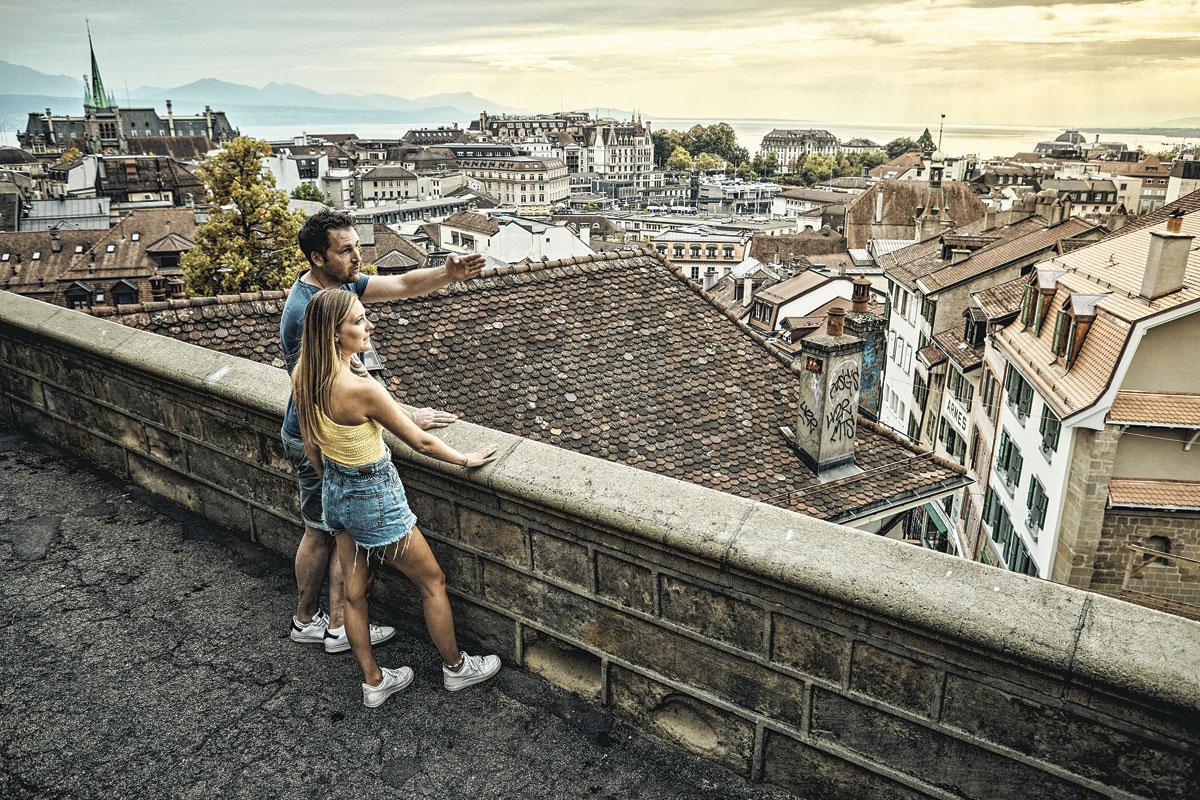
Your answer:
[280,209,484,652]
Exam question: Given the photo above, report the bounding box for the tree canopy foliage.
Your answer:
[652,122,749,169]
[181,136,307,295]
[916,128,936,151]
[290,182,330,204]
[885,137,919,158]
[665,145,693,172]
[55,146,82,166]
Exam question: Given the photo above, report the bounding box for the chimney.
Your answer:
[702,267,719,291]
[1140,227,1193,300]
[874,190,884,224]
[851,275,871,313]
[166,99,175,136]
[742,276,755,307]
[1166,208,1184,234]
[983,206,997,232]
[794,309,863,477]
[916,207,941,242]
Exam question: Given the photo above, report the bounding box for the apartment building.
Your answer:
[456,156,569,215]
[758,129,838,169]
[982,206,1199,611]
[651,226,749,282]
[440,211,594,264]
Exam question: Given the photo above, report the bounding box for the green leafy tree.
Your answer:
[762,152,780,177]
[799,154,838,186]
[56,146,83,165]
[182,136,307,295]
[916,128,936,151]
[290,182,330,204]
[1152,148,1177,161]
[652,128,686,168]
[694,152,727,173]
[666,145,693,172]
[885,137,918,158]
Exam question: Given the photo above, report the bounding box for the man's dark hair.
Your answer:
[298,209,355,267]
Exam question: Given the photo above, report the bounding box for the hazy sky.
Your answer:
[4,0,1199,126]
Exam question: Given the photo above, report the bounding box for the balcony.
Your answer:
[1,291,1197,799]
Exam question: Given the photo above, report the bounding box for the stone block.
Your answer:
[250,471,299,516]
[200,412,261,461]
[595,552,656,614]
[941,674,1197,798]
[34,348,96,397]
[406,489,457,538]
[144,425,186,468]
[659,575,766,653]
[93,378,164,426]
[849,643,940,716]
[195,484,253,538]
[483,562,805,726]
[251,506,302,558]
[426,536,479,596]
[37,306,140,356]
[185,441,254,499]
[449,599,515,659]
[762,731,928,800]
[772,614,850,684]
[609,663,754,777]
[809,689,1104,800]
[164,401,204,439]
[51,418,128,479]
[0,368,44,409]
[530,530,591,588]
[44,387,146,453]
[127,452,201,513]
[522,629,602,701]
[459,507,527,565]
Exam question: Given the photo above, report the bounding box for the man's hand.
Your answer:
[446,253,486,282]
[410,407,458,430]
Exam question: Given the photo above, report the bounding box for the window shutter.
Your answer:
[1019,381,1033,416]
[1011,449,1024,485]
[1026,480,1036,510]
[1020,285,1035,327]
[1051,310,1065,355]
[1064,321,1078,368]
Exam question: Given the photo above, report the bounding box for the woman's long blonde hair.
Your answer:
[292,288,358,450]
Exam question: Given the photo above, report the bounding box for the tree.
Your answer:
[694,152,727,173]
[182,136,307,295]
[798,154,838,186]
[916,128,936,151]
[762,152,780,177]
[56,146,82,165]
[885,137,918,158]
[652,128,686,168]
[656,122,747,168]
[666,145,693,172]
[290,182,329,204]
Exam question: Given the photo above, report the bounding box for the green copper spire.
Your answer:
[86,19,115,109]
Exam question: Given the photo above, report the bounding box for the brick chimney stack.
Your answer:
[851,275,871,313]
[794,306,863,477]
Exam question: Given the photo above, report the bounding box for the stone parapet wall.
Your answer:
[1,290,1198,799]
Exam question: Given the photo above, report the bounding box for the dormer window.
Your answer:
[31,251,40,260]
[74,245,84,253]
[131,233,141,241]
[1050,293,1103,369]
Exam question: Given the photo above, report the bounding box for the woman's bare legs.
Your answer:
[334,531,382,686]
[385,527,460,666]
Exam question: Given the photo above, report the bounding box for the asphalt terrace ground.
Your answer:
[0,429,799,800]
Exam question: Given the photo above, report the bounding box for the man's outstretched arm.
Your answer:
[360,253,486,303]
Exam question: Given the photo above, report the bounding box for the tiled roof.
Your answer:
[1108,479,1200,511]
[442,211,499,235]
[868,153,924,179]
[933,329,984,372]
[754,269,837,304]
[1107,392,1200,427]
[361,165,417,181]
[916,218,1100,294]
[102,251,967,523]
[917,344,946,368]
[971,275,1028,320]
[1099,190,1200,240]
[994,210,1200,420]
[845,180,987,250]
[125,136,213,161]
[749,230,847,262]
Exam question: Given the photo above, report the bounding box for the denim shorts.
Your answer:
[280,430,332,533]
[321,448,418,557]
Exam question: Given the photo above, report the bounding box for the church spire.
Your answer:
[86,18,115,109]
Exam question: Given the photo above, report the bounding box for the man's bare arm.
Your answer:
[360,253,485,303]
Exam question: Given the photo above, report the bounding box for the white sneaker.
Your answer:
[362,666,414,708]
[443,651,501,691]
[289,610,329,644]
[324,623,396,654]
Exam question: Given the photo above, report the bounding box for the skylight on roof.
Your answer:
[31,251,40,260]
[131,233,140,241]
[0,254,8,261]
[75,245,84,253]
[106,244,116,252]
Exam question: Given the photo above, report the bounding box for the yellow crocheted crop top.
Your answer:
[316,409,384,467]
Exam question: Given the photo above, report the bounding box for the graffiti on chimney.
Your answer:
[826,358,860,443]
[799,400,819,436]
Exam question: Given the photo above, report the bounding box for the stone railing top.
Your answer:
[2,289,1197,712]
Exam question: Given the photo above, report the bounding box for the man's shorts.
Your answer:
[281,430,334,533]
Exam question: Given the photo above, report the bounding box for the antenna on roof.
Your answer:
[938,113,945,150]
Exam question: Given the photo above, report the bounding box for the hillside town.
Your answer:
[2,34,1198,624]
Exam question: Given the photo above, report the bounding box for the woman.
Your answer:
[292,288,501,708]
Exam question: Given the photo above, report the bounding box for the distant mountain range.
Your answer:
[0,59,535,130]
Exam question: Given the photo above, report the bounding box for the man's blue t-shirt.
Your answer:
[280,272,370,440]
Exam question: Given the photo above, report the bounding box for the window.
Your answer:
[921,296,937,325]
[1039,407,1061,457]
[949,369,974,406]
[997,429,1023,490]
[673,246,684,258]
[31,251,40,260]
[106,244,116,253]
[1026,478,1048,536]
[0,254,7,261]
[1004,364,1033,420]
[752,301,771,322]
[74,245,84,253]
